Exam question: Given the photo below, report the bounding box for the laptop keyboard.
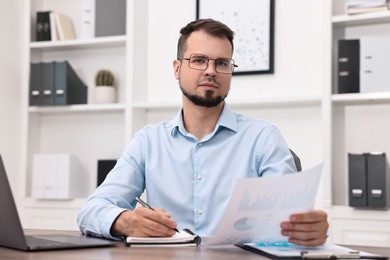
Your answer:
[25,235,73,246]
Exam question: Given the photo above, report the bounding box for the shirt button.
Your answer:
[196,209,203,215]
[197,175,202,180]
[198,143,202,147]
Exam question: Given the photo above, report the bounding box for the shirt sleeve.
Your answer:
[256,125,297,177]
[77,130,147,240]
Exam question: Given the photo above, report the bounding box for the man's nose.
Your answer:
[204,60,217,77]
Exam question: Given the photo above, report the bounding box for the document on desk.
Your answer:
[204,163,323,245]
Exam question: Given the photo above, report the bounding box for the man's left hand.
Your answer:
[280,209,329,246]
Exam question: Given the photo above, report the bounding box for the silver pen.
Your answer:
[135,197,179,233]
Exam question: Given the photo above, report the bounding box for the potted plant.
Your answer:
[95,69,116,104]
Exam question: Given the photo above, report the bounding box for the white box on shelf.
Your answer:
[32,153,89,200]
[360,36,390,93]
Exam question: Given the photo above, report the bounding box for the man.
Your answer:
[78,19,328,246]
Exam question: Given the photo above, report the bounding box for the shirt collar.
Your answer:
[170,103,238,137]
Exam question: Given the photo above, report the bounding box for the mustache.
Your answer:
[199,78,218,86]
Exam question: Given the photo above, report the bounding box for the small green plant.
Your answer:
[95,69,115,87]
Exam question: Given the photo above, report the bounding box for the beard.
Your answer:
[180,84,227,108]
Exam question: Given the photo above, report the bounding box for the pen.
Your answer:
[135,197,180,233]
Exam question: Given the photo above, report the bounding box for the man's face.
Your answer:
[173,31,233,107]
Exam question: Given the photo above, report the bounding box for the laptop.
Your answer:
[0,155,117,251]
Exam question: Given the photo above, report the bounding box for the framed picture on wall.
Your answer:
[196,0,275,75]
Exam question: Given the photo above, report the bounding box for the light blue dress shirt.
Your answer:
[77,104,297,239]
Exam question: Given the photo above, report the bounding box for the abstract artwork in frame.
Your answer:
[196,0,275,75]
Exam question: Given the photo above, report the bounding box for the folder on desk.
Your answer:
[338,39,360,93]
[54,61,87,105]
[236,242,388,259]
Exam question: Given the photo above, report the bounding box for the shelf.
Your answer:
[331,205,390,221]
[28,103,126,114]
[30,35,127,51]
[132,96,322,110]
[332,11,390,27]
[332,92,390,105]
[21,197,85,209]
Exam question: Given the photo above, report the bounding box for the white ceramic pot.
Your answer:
[95,86,116,104]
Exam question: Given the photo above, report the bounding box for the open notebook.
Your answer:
[126,229,201,247]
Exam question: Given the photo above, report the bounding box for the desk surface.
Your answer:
[0,230,389,259]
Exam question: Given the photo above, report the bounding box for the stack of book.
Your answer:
[345,0,389,15]
[36,11,76,41]
[29,61,87,106]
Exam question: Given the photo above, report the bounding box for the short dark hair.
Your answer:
[177,19,235,58]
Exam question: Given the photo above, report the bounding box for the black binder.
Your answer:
[41,62,55,105]
[348,153,368,207]
[338,39,360,93]
[54,61,87,105]
[29,63,43,106]
[36,11,52,41]
[366,153,390,208]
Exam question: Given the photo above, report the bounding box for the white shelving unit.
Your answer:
[328,1,390,246]
[23,1,390,243]
[18,0,141,230]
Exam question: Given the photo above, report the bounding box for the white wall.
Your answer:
[143,0,326,172]
[146,0,326,102]
[0,1,23,195]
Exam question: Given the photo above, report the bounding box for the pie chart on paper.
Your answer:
[233,217,257,231]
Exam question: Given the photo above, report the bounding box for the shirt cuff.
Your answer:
[100,207,128,240]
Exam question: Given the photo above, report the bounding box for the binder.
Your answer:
[95,0,126,37]
[41,11,52,41]
[29,63,43,106]
[348,153,368,207]
[366,153,390,208]
[41,62,55,105]
[337,39,360,93]
[36,11,45,41]
[49,12,58,41]
[54,61,87,105]
[360,36,390,93]
[80,0,96,39]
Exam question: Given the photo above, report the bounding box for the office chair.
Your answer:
[289,149,302,172]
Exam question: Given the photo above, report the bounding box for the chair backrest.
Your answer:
[289,149,302,172]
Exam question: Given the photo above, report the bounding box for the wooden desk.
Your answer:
[0,230,389,259]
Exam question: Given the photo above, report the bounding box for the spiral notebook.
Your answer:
[126,229,201,247]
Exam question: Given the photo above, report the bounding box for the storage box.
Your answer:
[32,154,89,199]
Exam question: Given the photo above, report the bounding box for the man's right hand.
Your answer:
[110,207,178,238]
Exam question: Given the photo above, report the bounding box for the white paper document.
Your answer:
[204,163,323,245]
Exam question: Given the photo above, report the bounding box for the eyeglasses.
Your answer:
[178,53,238,74]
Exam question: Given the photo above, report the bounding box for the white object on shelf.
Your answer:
[32,154,89,200]
[80,0,95,39]
[95,86,116,104]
